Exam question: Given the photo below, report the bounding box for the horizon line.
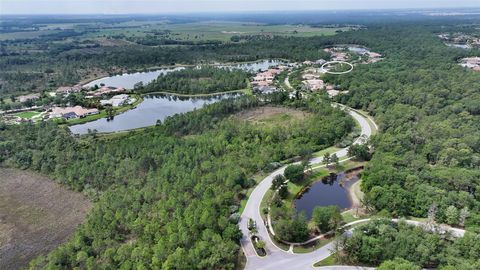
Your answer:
[3,6,480,16]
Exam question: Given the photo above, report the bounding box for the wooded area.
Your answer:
[141,66,249,94]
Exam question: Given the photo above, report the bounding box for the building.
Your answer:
[18,93,40,103]
[302,79,325,91]
[50,106,99,119]
[56,84,83,95]
[100,94,134,107]
[89,86,126,97]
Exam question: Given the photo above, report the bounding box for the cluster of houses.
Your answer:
[5,84,132,122]
[251,66,287,94]
[302,72,325,91]
[300,69,349,97]
[438,33,480,49]
[324,47,349,62]
[460,57,480,71]
[323,46,382,63]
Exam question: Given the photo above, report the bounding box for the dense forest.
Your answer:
[0,94,353,269]
[337,219,480,269]
[327,25,480,231]
[2,18,480,268]
[141,66,249,94]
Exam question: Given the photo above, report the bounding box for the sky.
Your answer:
[1,0,480,15]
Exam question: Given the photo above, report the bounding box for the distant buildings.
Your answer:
[460,57,480,71]
[18,93,40,103]
[88,86,126,97]
[100,94,135,107]
[251,67,285,93]
[50,106,99,119]
[56,84,83,95]
[302,79,325,91]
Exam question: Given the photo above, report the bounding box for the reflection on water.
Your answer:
[83,60,284,90]
[294,171,359,219]
[69,93,236,135]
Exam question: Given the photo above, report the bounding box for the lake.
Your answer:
[83,59,284,90]
[294,172,359,219]
[69,94,235,134]
[83,67,185,89]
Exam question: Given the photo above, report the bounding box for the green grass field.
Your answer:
[15,111,41,119]
[79,21,348,42]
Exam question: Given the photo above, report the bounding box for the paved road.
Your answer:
[239,105,376,270]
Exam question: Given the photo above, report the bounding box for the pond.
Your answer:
[69,93,236,134]
[83,59,284,90]
[294,172,360,219]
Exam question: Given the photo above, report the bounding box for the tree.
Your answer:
[331,153,339,167]
[284,164,304,183]
[347,144,371,161]
[311,206,343,233]
[459,207,470,227]
[275,214,309,242]
[278,185,288,199]
[377,258,421,270]
[323,152,331,166]
[271,174,286,190]
[255,240,266,249]
[445,205,459,225]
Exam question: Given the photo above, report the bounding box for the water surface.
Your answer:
[294,172,357,219]
[69,94,235,134]
[83,59,283,90]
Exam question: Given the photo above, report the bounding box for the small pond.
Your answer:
[69,93,236,134]
[83,59,284,90]
[294,172,359,219]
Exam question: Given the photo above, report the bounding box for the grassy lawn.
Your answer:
[292,236,335,254]
[312,146,341,158]
[15,111,41,119]
[314,255,338,267]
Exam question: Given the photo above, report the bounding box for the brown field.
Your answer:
[236,106,311,126]
[0,168,91,270]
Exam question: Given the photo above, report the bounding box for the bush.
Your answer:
[284,164,304,183]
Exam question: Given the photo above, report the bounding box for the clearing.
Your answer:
[0,168,91,270]
[236,106,311,127]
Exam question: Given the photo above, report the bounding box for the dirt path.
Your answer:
[0,168,91,270]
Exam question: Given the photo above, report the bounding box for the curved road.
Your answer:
[239,104,376,270]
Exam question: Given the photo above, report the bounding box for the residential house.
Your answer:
[56,84,83,95]
[50,106,99,119]
[100,94,134,107]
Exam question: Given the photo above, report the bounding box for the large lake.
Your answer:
[69,94,235,134]
[294,172,358,219]
[73,59,283,134]
[83,59,284,90]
